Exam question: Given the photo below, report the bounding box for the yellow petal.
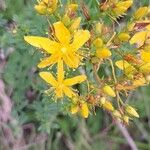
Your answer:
[115,60,136,74]
[139,63,150,74]
[134,7,149,20]
[63,86,76,98]
[57,59,64,83]
[143,45,150,52]
[141,50,150,62]
[63,53,80,68]
[130,31,147,48]
[24,36,59,53]
[64,75,87,86]
[53,21,70,44]
[115,60,130,70]
[37,54,59,68]
[80,103,89,118]
[39,72,57,86]
[114,0,133,15]
[116,1,133,9]
[55,86,63,98]
[71,30,90,51]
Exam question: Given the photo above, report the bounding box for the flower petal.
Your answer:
[139,63,150,74]
[53,21,70,44]
[130,31,147,48]
[115,60,133,70]
[39,72,57,87]
[55,87,63,98]
[57,59,64,83]
[63,53,80,68]
[115,60,136,75]
[71,30,90,51]
[63,86,76,98]
[38,53,61,68]
[64,75,87,86]
[24,36,59,53]
[141,50,150,62]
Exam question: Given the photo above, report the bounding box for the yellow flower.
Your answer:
[134,7,149,20]
[34,0,58,15]
[96,47,112,59]
[115,60,136,75]
[113,0,133,16]
[130,31,150,48]
[39,60,87,98]
[103,85,116,97]
[139,62,150,74]
[125,105,139,118]
[70,101,89,118]
[24,21,90,68]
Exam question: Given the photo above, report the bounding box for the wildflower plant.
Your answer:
[23,0,150,124]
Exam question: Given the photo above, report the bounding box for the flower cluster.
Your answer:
[24,0,150,124]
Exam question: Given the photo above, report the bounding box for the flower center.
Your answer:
[61,47,67,53]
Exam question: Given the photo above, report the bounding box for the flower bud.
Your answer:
[123,115,130,125]
[103,101,114,111]
[118,32,130,42]
[103,85,116,97]
[93,38,103,48]
[62,14,71,27]
[95,22,103,35]
[34,3,47,15]
[69,17,81,33]
[113,110,122,118]
[80,103,89,118]
[99,97,106,105]
[125,105,139,118]
[34,0,58,15]
[96,47,112,59]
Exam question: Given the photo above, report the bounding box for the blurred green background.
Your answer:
[0,0,150,149]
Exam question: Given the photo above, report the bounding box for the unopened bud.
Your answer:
[103,85,116,97]
[125,105,139,118]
